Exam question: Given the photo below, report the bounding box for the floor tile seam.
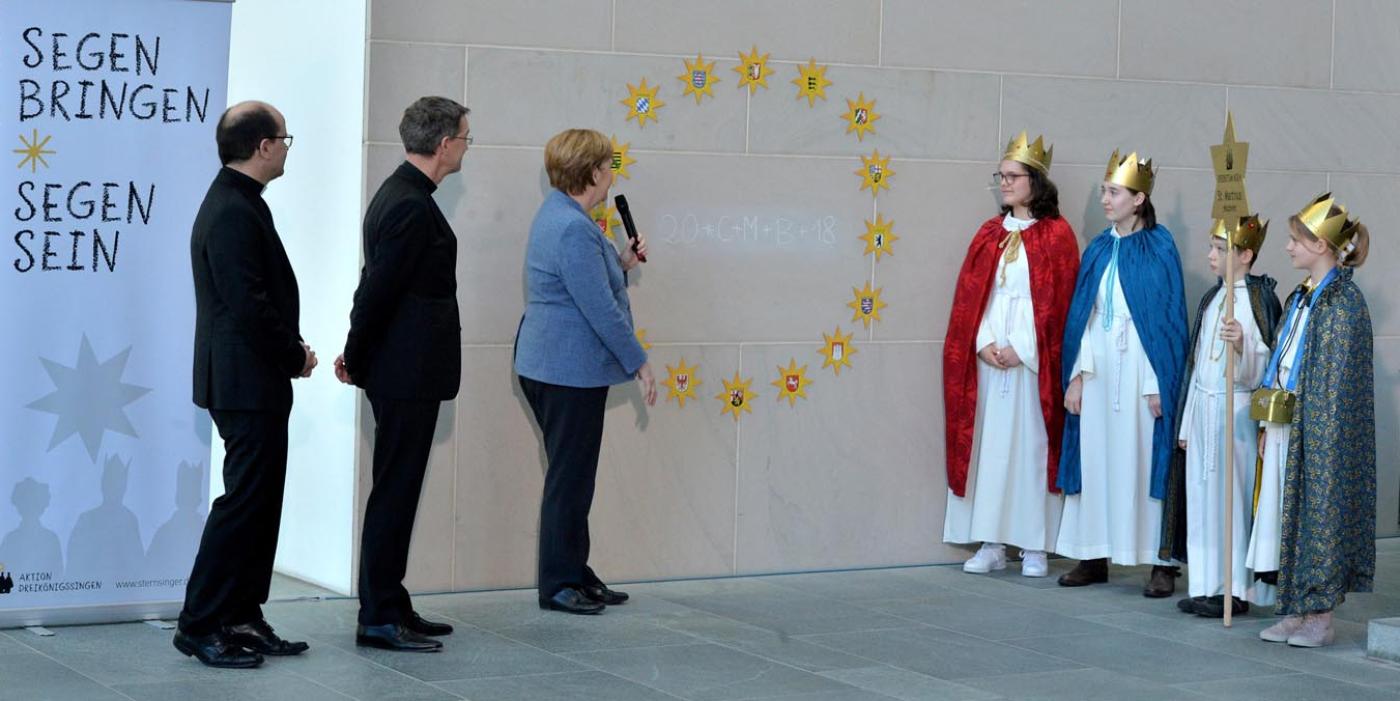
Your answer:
[814,665,993,700]
[295,640,467,692]
[0,631,143,696]
[997,632,1302,684]
[427,667,691,700]
[280,672,361,701]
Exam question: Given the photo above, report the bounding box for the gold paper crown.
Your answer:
[1003,131,1053,173]
[1104,149,1155,194]
[1296,192,1362,253]
[1211,214,1268,255]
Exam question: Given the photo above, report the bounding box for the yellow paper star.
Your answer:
[590,202,621,241]
[621,78,665,128]
[733,45,774,94]
[848,282,887,327]
[13,129,55,172]
[840,93,881,141]
[716,371,757,421]
[635,328,652,350]
[662,358,701,407]
[610,135,637,180]
[860,213,898,260]
[791,58,832,107]
[677,53,720,104]
[818,326,857,376]
[855,149,894,197]
[771,358,812,407]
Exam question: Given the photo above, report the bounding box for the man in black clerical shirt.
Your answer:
[335,96,468,652]
[177,101,315,669]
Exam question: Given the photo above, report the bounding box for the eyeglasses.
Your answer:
[447,134,473,145]
[267,134,294,148]
[991,171,1028,185]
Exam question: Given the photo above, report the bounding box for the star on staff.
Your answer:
[14,129,56,172]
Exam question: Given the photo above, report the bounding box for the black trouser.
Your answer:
[357,392,440,626]
[518,376,609,600]
[179,406,290,636]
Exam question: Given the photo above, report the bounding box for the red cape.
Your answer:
[942,215,1080,497]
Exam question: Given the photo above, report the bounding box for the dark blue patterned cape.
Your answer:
[1276,268,1375,615]
[1058,224,1189,499]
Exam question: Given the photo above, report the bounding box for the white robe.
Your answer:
[1176,280,1268,598]
[1244,300,1311,605]
[1056,229,1167,565]
[944,215,1063,552]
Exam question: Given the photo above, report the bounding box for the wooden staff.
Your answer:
[1223,232,1236,628]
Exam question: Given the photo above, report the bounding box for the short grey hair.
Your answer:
[399,96,469,155]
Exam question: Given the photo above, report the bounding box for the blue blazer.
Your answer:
[514,189,647,387]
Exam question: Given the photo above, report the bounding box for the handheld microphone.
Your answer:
[614,194,646,263]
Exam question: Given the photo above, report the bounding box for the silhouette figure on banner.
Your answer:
[67,455,144,582]
[146,460,208,577]
[0,477,65,579]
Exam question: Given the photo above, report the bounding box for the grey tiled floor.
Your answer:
[7,541,1400,700]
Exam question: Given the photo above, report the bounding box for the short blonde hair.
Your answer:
[544,129,611,195]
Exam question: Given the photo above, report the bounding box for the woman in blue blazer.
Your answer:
[515,129,656,614]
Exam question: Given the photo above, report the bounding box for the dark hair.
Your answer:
[1134,192,1157,231]
[400,96,470,155]
[215,105,278,165]
[1000,167,1060,220]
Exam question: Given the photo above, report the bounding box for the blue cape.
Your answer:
[1057,224,1188,499]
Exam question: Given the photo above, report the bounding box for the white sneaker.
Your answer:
[1020,550,1048,577]
[962,544,1007,573]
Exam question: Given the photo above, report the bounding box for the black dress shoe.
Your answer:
[224,619,309,656]
[356,623,442,652]
[1057,558,1109,587]
[539,588,605,615]
[173,630,263,669]
[1177,596,1208,614]
[405,612,454,636]
[581,583,629,606]
[1196,595,1249,618]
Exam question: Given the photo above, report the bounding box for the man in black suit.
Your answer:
[334,96,468,652]
[176,101,315,669]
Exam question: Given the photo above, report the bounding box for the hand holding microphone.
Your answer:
[614,194,647,266]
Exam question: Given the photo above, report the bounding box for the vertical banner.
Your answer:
[0,0,230,625]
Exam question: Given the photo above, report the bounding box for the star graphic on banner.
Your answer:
[855,149,894,197]
[716,371,756,421]
[771,358,812,407]
[848,281,887,327]
[26,336,152,461]
[840,92,881,141]
[621,78,665,128]
[860,213,898,260]
[635,328,652,350]
[662,358,702,407]
[818,326,857,376]
[677,53,720,104]
[13,128,56,172]
[791,58,832,106]
[733,45,774,94]
[591,201,621,241]
[610,135,637,179]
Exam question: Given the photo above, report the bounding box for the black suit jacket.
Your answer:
[190,167,304,410]
[343,162,461,401]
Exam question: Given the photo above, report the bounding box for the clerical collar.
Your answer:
[1002,213,1036,231]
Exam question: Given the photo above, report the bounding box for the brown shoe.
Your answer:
[1143,565,1180,598]
[1057,558,1108,587]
